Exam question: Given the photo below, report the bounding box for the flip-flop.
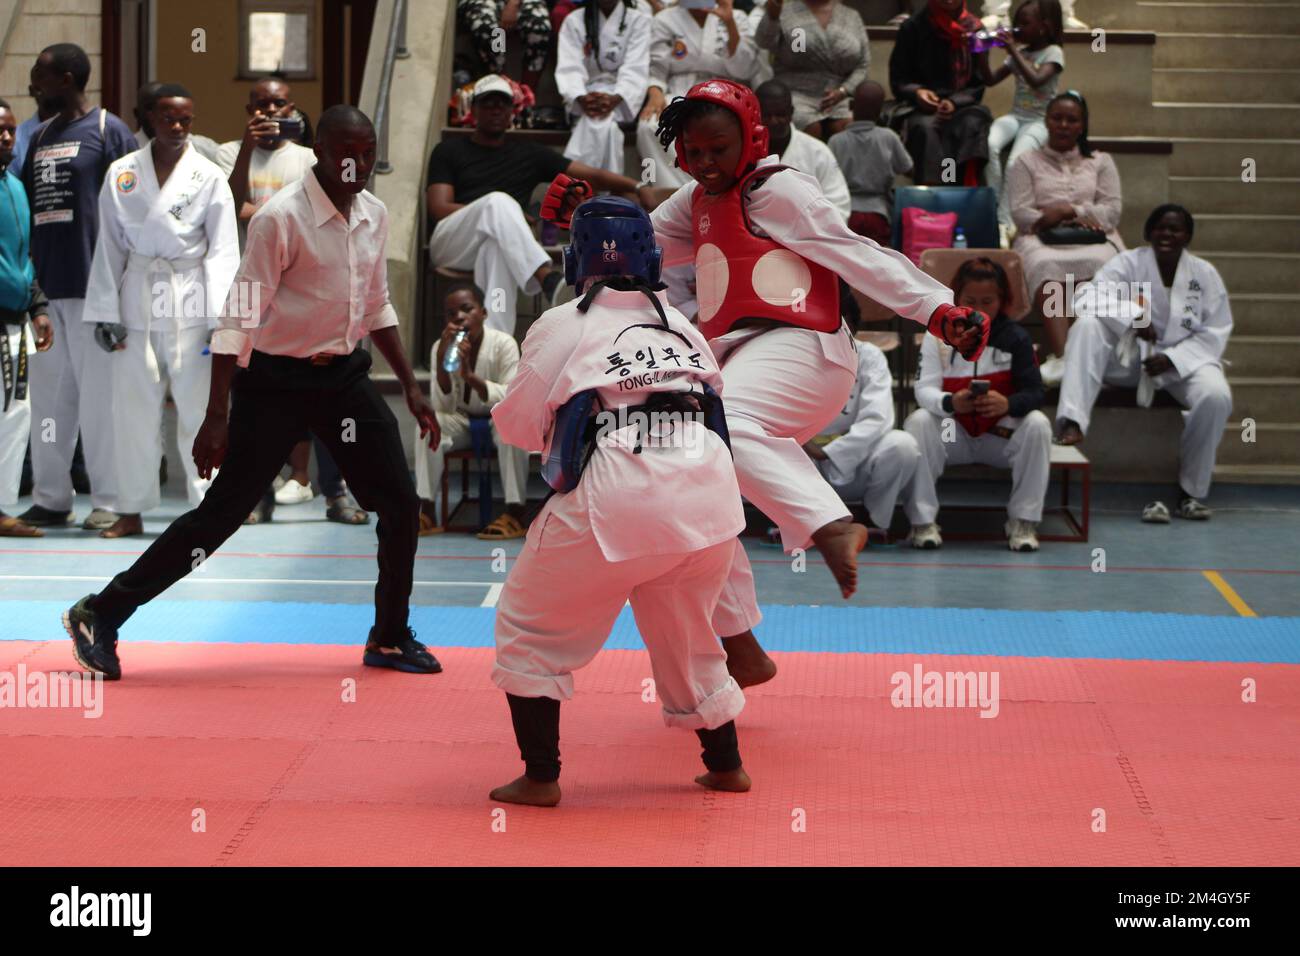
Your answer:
[326,497,370,525]
[476,513,527,540]
[0,516,43,537]
[418,511,445,536]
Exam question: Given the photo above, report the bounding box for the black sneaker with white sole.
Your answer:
[363,628,442,674]
[63,594,121,681]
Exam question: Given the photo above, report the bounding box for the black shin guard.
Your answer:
[505,693,561,783]
[695,721,742,773]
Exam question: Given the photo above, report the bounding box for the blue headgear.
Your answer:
[563,196,662,289]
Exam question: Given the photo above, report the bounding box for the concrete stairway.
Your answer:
[1103,0,1300,484]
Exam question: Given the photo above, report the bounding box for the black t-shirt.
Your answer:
[425,137,570,226]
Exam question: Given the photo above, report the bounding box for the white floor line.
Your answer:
[480,583,504,608]
[0,575,500,588]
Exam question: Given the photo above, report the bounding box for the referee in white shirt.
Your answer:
[62,106,443,680]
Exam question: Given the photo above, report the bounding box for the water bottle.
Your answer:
[953,228,968,249]
[443,329,468,374]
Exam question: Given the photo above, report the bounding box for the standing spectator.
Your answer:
[976,0,1065,234]
[16,43,138,532]
[555,0,653,173]
[0,99,53,537]
[416,282,529,539]
[828,80,913,245]
[65,106,444,682]
[1007,90,1122,376]
[889,0,991,186]
[904,256,1051,551]
[1055,205,1232,522]
[81,85,239,539]
[132,81,220,163]
[756,80,850,219]
[755,0,871,140]
[804,336,929,540]
[426,74,658,337]
[637,0,759,191]
[458,0,552,94]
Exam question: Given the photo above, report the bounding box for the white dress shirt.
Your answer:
[212,170,399,367]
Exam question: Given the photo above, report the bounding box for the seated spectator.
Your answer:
[755,0,871,139]
[555,0,653,173]
[756,80,850,219]
[859,0,922,24]
[888,0,992,186]
[637,0,760,191]
[133,81,220,162]
[458,0,552,94]
[416,282,530,539]
[975,0,1064,235]
[426,74,658,337]
[828,80,913,244]
[803,335,930,542]
[984,0,1086,29]
[1055,205,1232,522]
[1007,90,1122,376]
[903,256,1051,551]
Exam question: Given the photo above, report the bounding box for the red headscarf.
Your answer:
[927,0,981,89]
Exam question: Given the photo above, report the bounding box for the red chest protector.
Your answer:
[691,165,841,341]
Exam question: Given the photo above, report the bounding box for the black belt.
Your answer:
[1,323,28,413]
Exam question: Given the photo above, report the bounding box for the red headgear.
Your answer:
[674,78,769,179]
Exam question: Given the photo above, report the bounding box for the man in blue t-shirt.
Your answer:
[15,43,138,532]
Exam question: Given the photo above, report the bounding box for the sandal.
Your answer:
[1141,501,1171,524]
[326,496,370,525]
[476,513,527,540]
[0,515,44,537]
[418,511,445,536]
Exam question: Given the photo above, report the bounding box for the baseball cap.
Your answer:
[472,74,515,103]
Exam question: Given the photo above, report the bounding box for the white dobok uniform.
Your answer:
[491,285,746,731]
[1057,246,1233,499]
[637,5,761,190]
[83,143,239,514]
[555,2,653,173]
[0,320,35,508]
[651,156,953,637]
[414,326,530,506]
[816,339,925,529]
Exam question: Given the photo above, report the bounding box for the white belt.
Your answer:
[126,251,205,382]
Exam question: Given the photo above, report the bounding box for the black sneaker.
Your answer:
[363,628,442,674]
[63,594,122,681]
[17,504,73,527]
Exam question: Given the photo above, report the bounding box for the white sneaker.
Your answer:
[1039,355,1065,387]
[1066,16,1089,29]
[274,478,315,505]
[1005,518,1040,552]
[909,522,943,549]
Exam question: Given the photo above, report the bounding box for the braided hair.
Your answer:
[584,0,637,68]
[654,96,740,167]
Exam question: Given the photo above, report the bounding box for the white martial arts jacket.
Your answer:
[647,5,760,98]
[818,339,895,483]
[778,129,851,222]
[493,285,743,562]
[1073,246,1233,383]
[84,143,239,334]
[433,327,519,416]
[556,2,654,124]
[650,156,953,355]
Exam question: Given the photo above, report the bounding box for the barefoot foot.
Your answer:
[1054,420,1084,446]
[99,514,143,539]
[489,774,561,807]
[695,767,752,792]
[721,631,778,688]
[810,519,868,598]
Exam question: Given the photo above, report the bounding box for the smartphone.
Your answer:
[968,379,991,397]
[273,116,305,142]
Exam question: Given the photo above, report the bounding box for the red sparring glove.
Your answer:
[540,173,593,228]
[928,303,990,361]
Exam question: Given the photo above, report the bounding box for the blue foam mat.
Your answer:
[4,600,1299,664]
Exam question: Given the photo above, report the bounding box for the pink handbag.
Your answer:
[901,208,959,266]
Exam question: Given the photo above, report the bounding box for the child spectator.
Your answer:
[976,0,1065,235]
[828,80,913,245]
[904,256,1051,551]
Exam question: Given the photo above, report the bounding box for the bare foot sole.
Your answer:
[100,515,143,539]
[695,767,752,792]
[489,774,561,807]
[722,632,778,689]
[811,520,869,598]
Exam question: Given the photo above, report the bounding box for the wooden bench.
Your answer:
[937,442,1091,542]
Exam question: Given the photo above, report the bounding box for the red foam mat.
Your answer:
[2,641,1298,866]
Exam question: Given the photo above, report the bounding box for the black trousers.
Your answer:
[91,349,420,641]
